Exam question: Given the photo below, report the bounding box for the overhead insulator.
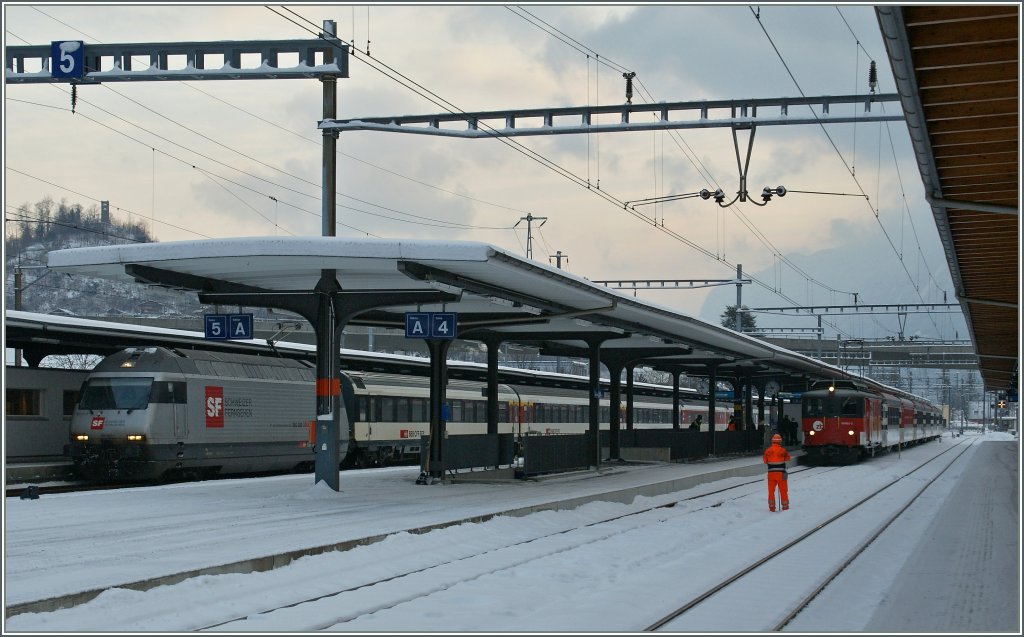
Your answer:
[622,71,636,104]
[868,60,878,94]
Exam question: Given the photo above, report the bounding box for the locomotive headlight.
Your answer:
[73,434,89,442]
[848,430,855,436]
[807,431,814,436]
[127,434,146,442]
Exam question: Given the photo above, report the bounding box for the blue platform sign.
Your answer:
[204,313,253,340]
[405,312,457,340]
[431,312,457,339]
[51,41,85,79]
[405,313,430,339]
[228,313,254,340]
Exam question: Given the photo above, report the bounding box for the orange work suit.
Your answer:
[762,442,792,511]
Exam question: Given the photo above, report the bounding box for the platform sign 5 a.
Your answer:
[204,313,253,340]
[51,41,85,79]
[405,312,457,339]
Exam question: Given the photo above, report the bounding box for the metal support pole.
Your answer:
[588,340,602,469]
[313,282,339,490]
[756,380,765,430]
[735,264,743,332]
[427,339,452,479]
[626,364,635,431]
[14,267,24,367]
[485,338,500,437]
[312,19,343,491]
[672,372,681,429]
[706,364,718,456]
[322,19,338,237]
[608,362,623,460]
[484,337,501,469]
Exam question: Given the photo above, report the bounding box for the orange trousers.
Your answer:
[767,472,789,510]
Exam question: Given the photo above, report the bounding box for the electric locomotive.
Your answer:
[68,346,320,480]
[800,379,943,464]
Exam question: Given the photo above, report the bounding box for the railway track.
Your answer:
[645,437,974,631]
[198,465,837,631]
[9,439,969,631]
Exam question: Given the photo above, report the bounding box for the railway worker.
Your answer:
[763,433,791,511]
[727,416,737,431]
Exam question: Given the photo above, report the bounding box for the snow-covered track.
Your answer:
[645,438,974,631]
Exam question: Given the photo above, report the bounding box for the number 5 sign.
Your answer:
[51,41,85,79]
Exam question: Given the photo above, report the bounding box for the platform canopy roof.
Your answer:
[47,237,854,391]
[876,5,1019,397]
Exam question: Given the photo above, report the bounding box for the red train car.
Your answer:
[800,379,944,464]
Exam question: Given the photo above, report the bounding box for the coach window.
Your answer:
[6,388,42,417]
[380,396,396,422]
[62,389,81,418]
[396,398,410,423]
[450,400,463,423]
[412,398,427,422]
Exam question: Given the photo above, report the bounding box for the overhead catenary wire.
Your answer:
[281,5,857,316]
[504,8,864,312]
[505,6,954,340]
[750,8,947,310]
[11,11,529,235]
[10,7,950,342]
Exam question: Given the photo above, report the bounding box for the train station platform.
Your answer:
[5,449,781,615]
[8,436,1017,631]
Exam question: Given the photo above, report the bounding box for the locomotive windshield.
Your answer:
[78,377,154,411]
[803,395,863,418]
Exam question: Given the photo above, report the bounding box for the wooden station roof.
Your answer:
[876,5,1019,397]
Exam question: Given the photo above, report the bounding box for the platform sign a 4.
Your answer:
[405,312,457,340]
[431,312,457,339]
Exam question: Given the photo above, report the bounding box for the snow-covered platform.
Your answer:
[4,436,1017,633]
[5,451,775,614]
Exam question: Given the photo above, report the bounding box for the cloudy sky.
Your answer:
[3,2,962,340]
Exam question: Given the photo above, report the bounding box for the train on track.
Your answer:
[800,379,944,464]
[10,346,731,482]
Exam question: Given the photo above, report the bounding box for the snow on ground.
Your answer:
[4,432,1019,633]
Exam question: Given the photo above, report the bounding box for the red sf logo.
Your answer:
[205,386,224,428]
[400,429,409,439]
[90,415,105,430]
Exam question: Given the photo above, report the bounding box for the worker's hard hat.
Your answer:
[771,433,782,444]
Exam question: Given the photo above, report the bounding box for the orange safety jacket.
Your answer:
[762,443,791,474]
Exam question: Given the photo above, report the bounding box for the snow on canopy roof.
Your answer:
[44,236,846,383]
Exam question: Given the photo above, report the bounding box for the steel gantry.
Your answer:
[318,94,903,138]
